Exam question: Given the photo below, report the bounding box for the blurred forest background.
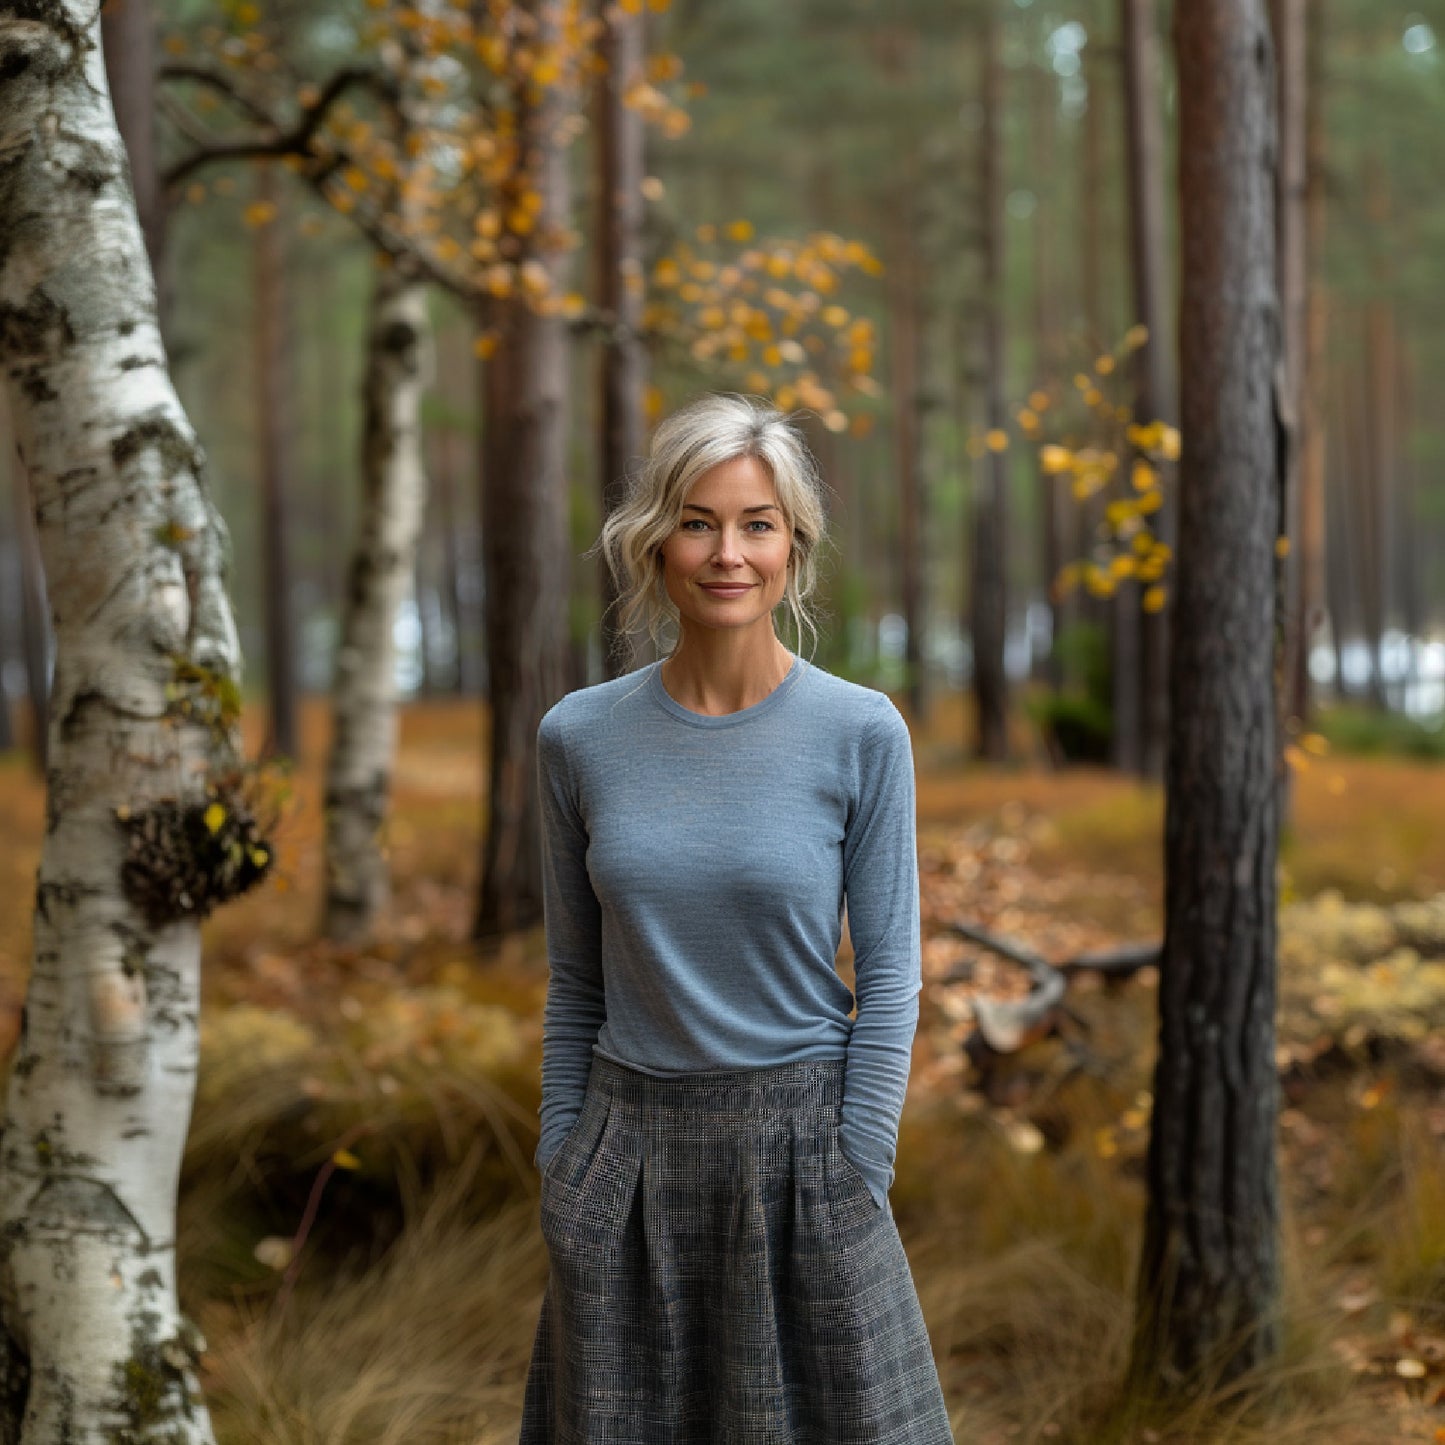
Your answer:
[1,0,1444,1442]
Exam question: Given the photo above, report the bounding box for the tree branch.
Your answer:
[160,64,395,190]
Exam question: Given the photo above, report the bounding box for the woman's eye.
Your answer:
[680,518,776,533]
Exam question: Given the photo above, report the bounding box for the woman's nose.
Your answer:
[712,528,745,565]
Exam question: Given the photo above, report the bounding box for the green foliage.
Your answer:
[1313,702,1445,761]
[1026,620,1113,763]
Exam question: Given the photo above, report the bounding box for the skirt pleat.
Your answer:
[519,1056,954,1444]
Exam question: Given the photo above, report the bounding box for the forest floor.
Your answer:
[0,691,1442,1443]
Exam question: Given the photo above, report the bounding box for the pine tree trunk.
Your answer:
[595,0,647,679]
[972,4,1010,762]
[1294,0,1328,724]
[1029,61,1064,693]
[1271,0,1308,723]
[101,0,168,338]
[1120,0,1177,783]
[0,12,245,1437]
[252,164,300,760]
[473,0,574,943]
[323,267,433,943]
[1131,0,1283,1391]
[888,170,927,723]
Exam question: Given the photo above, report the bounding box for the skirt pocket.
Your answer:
[825,1124,885,1229]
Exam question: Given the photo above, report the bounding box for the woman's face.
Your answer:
[658,454,793,636]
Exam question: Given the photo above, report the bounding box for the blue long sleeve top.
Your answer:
[533,651,922,1208]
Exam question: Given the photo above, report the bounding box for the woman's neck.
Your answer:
[659,632,795,716]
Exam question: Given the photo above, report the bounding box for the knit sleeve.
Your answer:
[535,702,606,1171]
[837,694,923,1208]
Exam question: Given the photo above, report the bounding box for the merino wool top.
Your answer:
[533,651,923,1208]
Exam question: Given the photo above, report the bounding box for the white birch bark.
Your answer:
[0,8,242,1440]
[322,266,433,942]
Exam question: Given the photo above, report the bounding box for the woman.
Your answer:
[520,393,953,1443]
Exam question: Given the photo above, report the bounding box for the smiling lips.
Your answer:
[700,583,755,597]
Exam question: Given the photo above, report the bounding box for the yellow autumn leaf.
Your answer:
[203,803,226,835]
[1300,732,1330,757]
[1276,535,1291,558]
[1016,407,1038,429]
[985,429,1008,453]
[1132,459,1157,491]
[1040,445,1073,475]
[727,219,754,242]
[332,1148,361,1170]
[242,201,277,228]
[1142,584,1167,612]
[1159,424,1181,459]
[1094,354,1115,375]
[1028,390,1050,412]
[1123,323,1149,349]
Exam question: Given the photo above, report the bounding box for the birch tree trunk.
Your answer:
[323,265,433,942]
[1131,0,1283,1390]
[0,8,249,1438]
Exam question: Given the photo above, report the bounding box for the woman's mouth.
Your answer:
[699,584,755,598]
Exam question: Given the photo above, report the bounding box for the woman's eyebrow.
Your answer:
[682,503,781,514]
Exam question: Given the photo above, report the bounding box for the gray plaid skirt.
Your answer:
[519,1055,953,1443]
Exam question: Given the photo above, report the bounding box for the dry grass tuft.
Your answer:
[204,1146,547,1445]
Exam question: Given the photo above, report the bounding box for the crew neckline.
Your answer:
[648,653,805,729]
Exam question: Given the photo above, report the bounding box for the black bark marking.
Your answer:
[0,289,76,356]
[109,414,200,481]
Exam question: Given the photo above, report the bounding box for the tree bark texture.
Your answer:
[595,0,647,679]
[323,266,433,942]
[0,9,245,1437]
[474,0,574,943]
[1132,0,1284,1391]
[971,5,1009,762]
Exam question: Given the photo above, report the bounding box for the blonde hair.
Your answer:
[590,393,833,671]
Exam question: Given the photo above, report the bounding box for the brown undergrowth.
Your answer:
[0,695,1441,1442]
